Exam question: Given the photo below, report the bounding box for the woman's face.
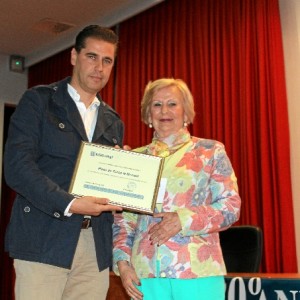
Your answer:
[149,85,187,138]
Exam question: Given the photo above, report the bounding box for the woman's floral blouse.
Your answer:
[113,133,241,279]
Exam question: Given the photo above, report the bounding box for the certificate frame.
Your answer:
[69,142,164,214]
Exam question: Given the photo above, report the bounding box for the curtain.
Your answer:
[114,0,297,272]
[28,48,72,87]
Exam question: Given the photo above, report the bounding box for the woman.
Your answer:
[113,78,241,300]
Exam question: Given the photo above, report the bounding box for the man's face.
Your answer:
[70,37,116,96]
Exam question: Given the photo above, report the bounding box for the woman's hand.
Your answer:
[117,261,143,300]
[149,212,182,246]
[114,144,132,150]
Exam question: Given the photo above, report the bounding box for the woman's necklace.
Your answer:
[164,140,191,157]
[148,140,191,158]
[147,128,192,157]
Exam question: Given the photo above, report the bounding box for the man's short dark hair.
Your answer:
[74,25,119,55]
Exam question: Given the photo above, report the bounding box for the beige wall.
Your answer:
[279,0,300,271]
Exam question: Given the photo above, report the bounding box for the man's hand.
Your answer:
[69,196,122,216]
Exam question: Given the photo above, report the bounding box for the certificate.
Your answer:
[69,142,164,214]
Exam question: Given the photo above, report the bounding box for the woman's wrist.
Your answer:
[117,260,130,267]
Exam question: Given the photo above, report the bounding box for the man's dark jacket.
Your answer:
[4,77,124,270]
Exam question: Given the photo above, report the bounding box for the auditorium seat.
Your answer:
[219,225,263,272]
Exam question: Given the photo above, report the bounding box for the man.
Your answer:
[4,25,123,300]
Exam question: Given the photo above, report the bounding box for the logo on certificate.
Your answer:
[127,181,137,191]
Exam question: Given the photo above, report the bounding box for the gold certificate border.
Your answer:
[69,142,164,214]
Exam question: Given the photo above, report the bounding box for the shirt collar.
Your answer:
[67,84,100,108]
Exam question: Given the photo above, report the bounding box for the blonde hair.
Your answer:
[141,78,195,125]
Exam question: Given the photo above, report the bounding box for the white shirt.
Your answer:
[65,84,101,216]
[67,84,100,142]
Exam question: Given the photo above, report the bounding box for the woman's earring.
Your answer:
[183,122,188,127]
[149,123,153,128]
